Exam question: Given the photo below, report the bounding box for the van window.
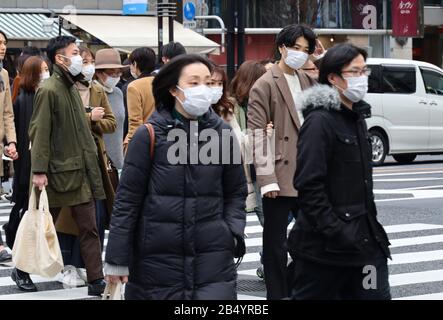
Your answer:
[368,65,382,93]
[420,68,443,96]
[381,66,416,94]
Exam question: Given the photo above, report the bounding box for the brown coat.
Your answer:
[124,76,155,148]
[55,82,117,235]
[247,64,316,197]
[0,68,17,176]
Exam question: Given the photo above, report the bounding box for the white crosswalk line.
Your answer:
[394,292,443,300]
[384,224,443,233]
[389,269,443,287]
[390,234,443,248]
[0,287,92,300]
[237,294,265,300]
[0,274,61,287]
[373,170,443,177]
[389,249,443,265]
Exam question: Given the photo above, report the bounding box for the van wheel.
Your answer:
[393,154,417,164]
[370,130,387,166]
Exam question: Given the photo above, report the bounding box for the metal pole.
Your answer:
[237,0,246,67]
[58,16,62,36]
[169,0,174,42]
[158,15,163,64]
[226,0,236,80]
[195,15,226,53]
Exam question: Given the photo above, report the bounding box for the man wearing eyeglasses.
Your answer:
[288,43,391,300]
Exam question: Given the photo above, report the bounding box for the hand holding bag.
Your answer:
[12,187,64,278]
[102,281,124,300]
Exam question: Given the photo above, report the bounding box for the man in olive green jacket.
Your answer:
[28,36,106,296]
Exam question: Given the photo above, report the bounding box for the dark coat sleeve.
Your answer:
[105,125,152,266]
[222,132,247,239]
[294,111,345,237]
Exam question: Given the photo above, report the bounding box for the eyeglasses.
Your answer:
[341,68,372,77]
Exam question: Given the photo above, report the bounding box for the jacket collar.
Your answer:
[151,106,222,131]
[53,64,83,88]
[300,84,363,120]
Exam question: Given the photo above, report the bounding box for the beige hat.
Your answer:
[95,48,128,69]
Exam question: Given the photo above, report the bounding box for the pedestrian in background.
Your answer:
[247,24,317,300]
[105,54,247,300]
[94,49,128,171]
[152,41,187,75]
[0,29,18,264]
[7,56,49,292]
[28,36,106,296]
[55,46,117,288]
[124,47,156,151]
[289,43,391,300]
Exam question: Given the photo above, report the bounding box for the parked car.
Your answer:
[365,58,443,165]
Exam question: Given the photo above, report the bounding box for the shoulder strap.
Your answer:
[144,123,155,160]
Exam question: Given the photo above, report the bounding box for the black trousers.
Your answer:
[291,257,391,300]
[262,196,298,300]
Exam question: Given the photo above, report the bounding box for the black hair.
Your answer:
[46,36,77,64]
[318,43,368,86]
[153,54,213,111]
[0,30,7,43]
[129,47,156,74]
[275,24,316,55]
[161,42,186,60]
[22,46,41,56]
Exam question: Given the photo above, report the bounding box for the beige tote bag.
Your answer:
[12,187,64,278]
[102,281,124,300]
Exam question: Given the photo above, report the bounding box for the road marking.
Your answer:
[0,287,93,300]
[390,234,443,248]
[373,170,443,177]
[390,249,443,265]
[394,292,443,300]
[389,269,443,287]
[374,167,443,174]
[374,178,443,182]
[0,274,62,287]
[238,294,265,300]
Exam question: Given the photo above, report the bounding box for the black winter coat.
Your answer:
[105,107,247,300]
[288,84,391,267]
[3,90,34,248]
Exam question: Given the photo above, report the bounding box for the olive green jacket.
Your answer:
[29,65,105,208]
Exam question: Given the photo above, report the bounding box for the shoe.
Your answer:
[11,268,37,292]
[88,278,106,296]
[0,249,12,263]
[76,268,88,283]
[59,265,86,287]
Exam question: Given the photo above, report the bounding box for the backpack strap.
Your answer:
[144,123,155,160]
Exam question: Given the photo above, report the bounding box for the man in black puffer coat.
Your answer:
[105,106,247,300]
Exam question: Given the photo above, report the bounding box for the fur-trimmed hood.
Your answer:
[298,84,341,116]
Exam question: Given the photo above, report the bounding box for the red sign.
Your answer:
[352,0,378,29]
[392,0,420,37]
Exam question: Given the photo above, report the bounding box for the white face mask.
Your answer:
[61,54,83,76]
[176,85,213,117]
[210,86,223,105]
[283,46,309,70]
[82,64,95,82]
[104,76,120,89]
[40,71,50,82]
[130,70,138,79]
[342,75,368,103]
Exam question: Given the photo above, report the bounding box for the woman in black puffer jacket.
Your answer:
[104,54,247,300]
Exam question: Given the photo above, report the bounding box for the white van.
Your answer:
[365,58,443,165]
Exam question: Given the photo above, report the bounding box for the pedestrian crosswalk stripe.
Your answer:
[373,170,443,177]
[389,269,443,287]
[390,234,443,248]
[0,273,61,287]
[384,224,443,233]
[389,249,443,265]
[238,294,265,300]
[394,292,443,300]
[0,287,93,300]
